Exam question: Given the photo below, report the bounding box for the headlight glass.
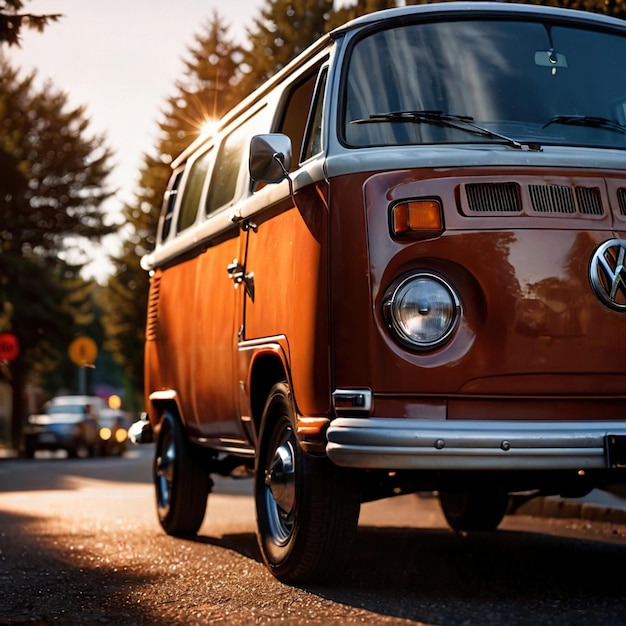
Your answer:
[384,273,460,349]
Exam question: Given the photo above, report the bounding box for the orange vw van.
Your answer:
[132,2,626,582]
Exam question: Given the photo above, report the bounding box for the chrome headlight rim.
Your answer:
[383,272,461,351]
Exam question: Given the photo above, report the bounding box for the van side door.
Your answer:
[190,108,269,446]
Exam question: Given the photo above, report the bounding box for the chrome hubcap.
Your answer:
[265,441,295,513]
[264,431,296,545]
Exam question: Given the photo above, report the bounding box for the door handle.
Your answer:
[227,259,255,300]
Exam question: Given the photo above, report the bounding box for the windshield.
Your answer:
[342,18,626,149]
[47,405,84,414]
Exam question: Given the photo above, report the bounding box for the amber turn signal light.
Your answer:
[391,199,442,235]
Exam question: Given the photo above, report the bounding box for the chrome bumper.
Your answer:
[325,418,626,471]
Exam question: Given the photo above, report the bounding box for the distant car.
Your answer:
[22,395,105,459]
[98,408,132,456]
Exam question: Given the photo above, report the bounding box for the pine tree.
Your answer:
[326,0,401,30]
[0,59,115,261]
[240,0,334,94]
[0,0,61,46]
[172,10,247,140]
[102,11,245,401]
[0,56,115,446]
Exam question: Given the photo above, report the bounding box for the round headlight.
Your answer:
[384,273,460,350]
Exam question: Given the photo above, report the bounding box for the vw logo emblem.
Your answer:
[589,239,626,311]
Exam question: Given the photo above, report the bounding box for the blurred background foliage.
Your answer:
[0,0,623,446]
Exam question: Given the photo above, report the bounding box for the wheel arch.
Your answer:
[248,352,289,438]
[246,346,329,455]
[147,389,184,437]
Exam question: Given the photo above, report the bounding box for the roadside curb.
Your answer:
[513,494,626,525]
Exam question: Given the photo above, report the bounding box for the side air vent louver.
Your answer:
[465,183,521,213]
[145,274,161,341]
[618,188,626,216]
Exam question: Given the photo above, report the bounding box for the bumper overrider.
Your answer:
[325,418,626,471]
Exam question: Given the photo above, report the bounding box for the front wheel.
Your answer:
[255,382,361,583]
[154,410,212,535]
[438,489,509,532]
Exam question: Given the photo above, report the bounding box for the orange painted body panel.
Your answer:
[144,230,245,441]
[243,185,330,417]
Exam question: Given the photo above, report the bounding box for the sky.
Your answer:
[4,0,270,278]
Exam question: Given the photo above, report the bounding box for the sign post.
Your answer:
[68,337,98,395]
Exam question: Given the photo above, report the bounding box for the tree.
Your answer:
[0,254,99,447]
[240,0,334,94]
[0,0,61,46]
[326,0,403,30]
[0,56,116,446]
[172,10,247,141]
[102,11,245,403]
[0,60,115,262]
[540,0,626,20]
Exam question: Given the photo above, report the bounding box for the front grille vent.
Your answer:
[529,184,603,215]
[145,274,161,341]
[465,183,521,213]
[575,187,603,215]
[462,180,609,218]
[529,184,576,214]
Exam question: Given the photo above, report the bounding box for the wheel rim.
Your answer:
[155,429,175,517]
[263,422,296,546]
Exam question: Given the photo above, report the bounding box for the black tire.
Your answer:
[255,382,361,583]
[67,444,89,459]
[438,489,509,532]
[154,410,212,535]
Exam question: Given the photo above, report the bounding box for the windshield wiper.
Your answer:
[351,110,542,152]
[543,115,626,134]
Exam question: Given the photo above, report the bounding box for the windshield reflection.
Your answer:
[343,19,626,150]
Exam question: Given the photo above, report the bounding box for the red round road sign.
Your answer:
[0,333,20,360]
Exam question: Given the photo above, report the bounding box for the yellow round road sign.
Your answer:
[68,336,98,366]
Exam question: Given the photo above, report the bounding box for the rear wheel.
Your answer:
[255,382,361,583]
[438,489,509,532]
[154,410,212,535]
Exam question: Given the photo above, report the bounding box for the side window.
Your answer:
[277,70,319,169]
[205,124,247,216]
[302,67,328,161]
[176,148,212,232]
[158,168,183,242]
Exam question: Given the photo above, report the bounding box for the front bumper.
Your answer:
[326,418,626,471]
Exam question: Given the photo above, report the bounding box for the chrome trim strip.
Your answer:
[326,418,626,471]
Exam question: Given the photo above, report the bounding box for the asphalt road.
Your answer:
[1,446,626,625]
